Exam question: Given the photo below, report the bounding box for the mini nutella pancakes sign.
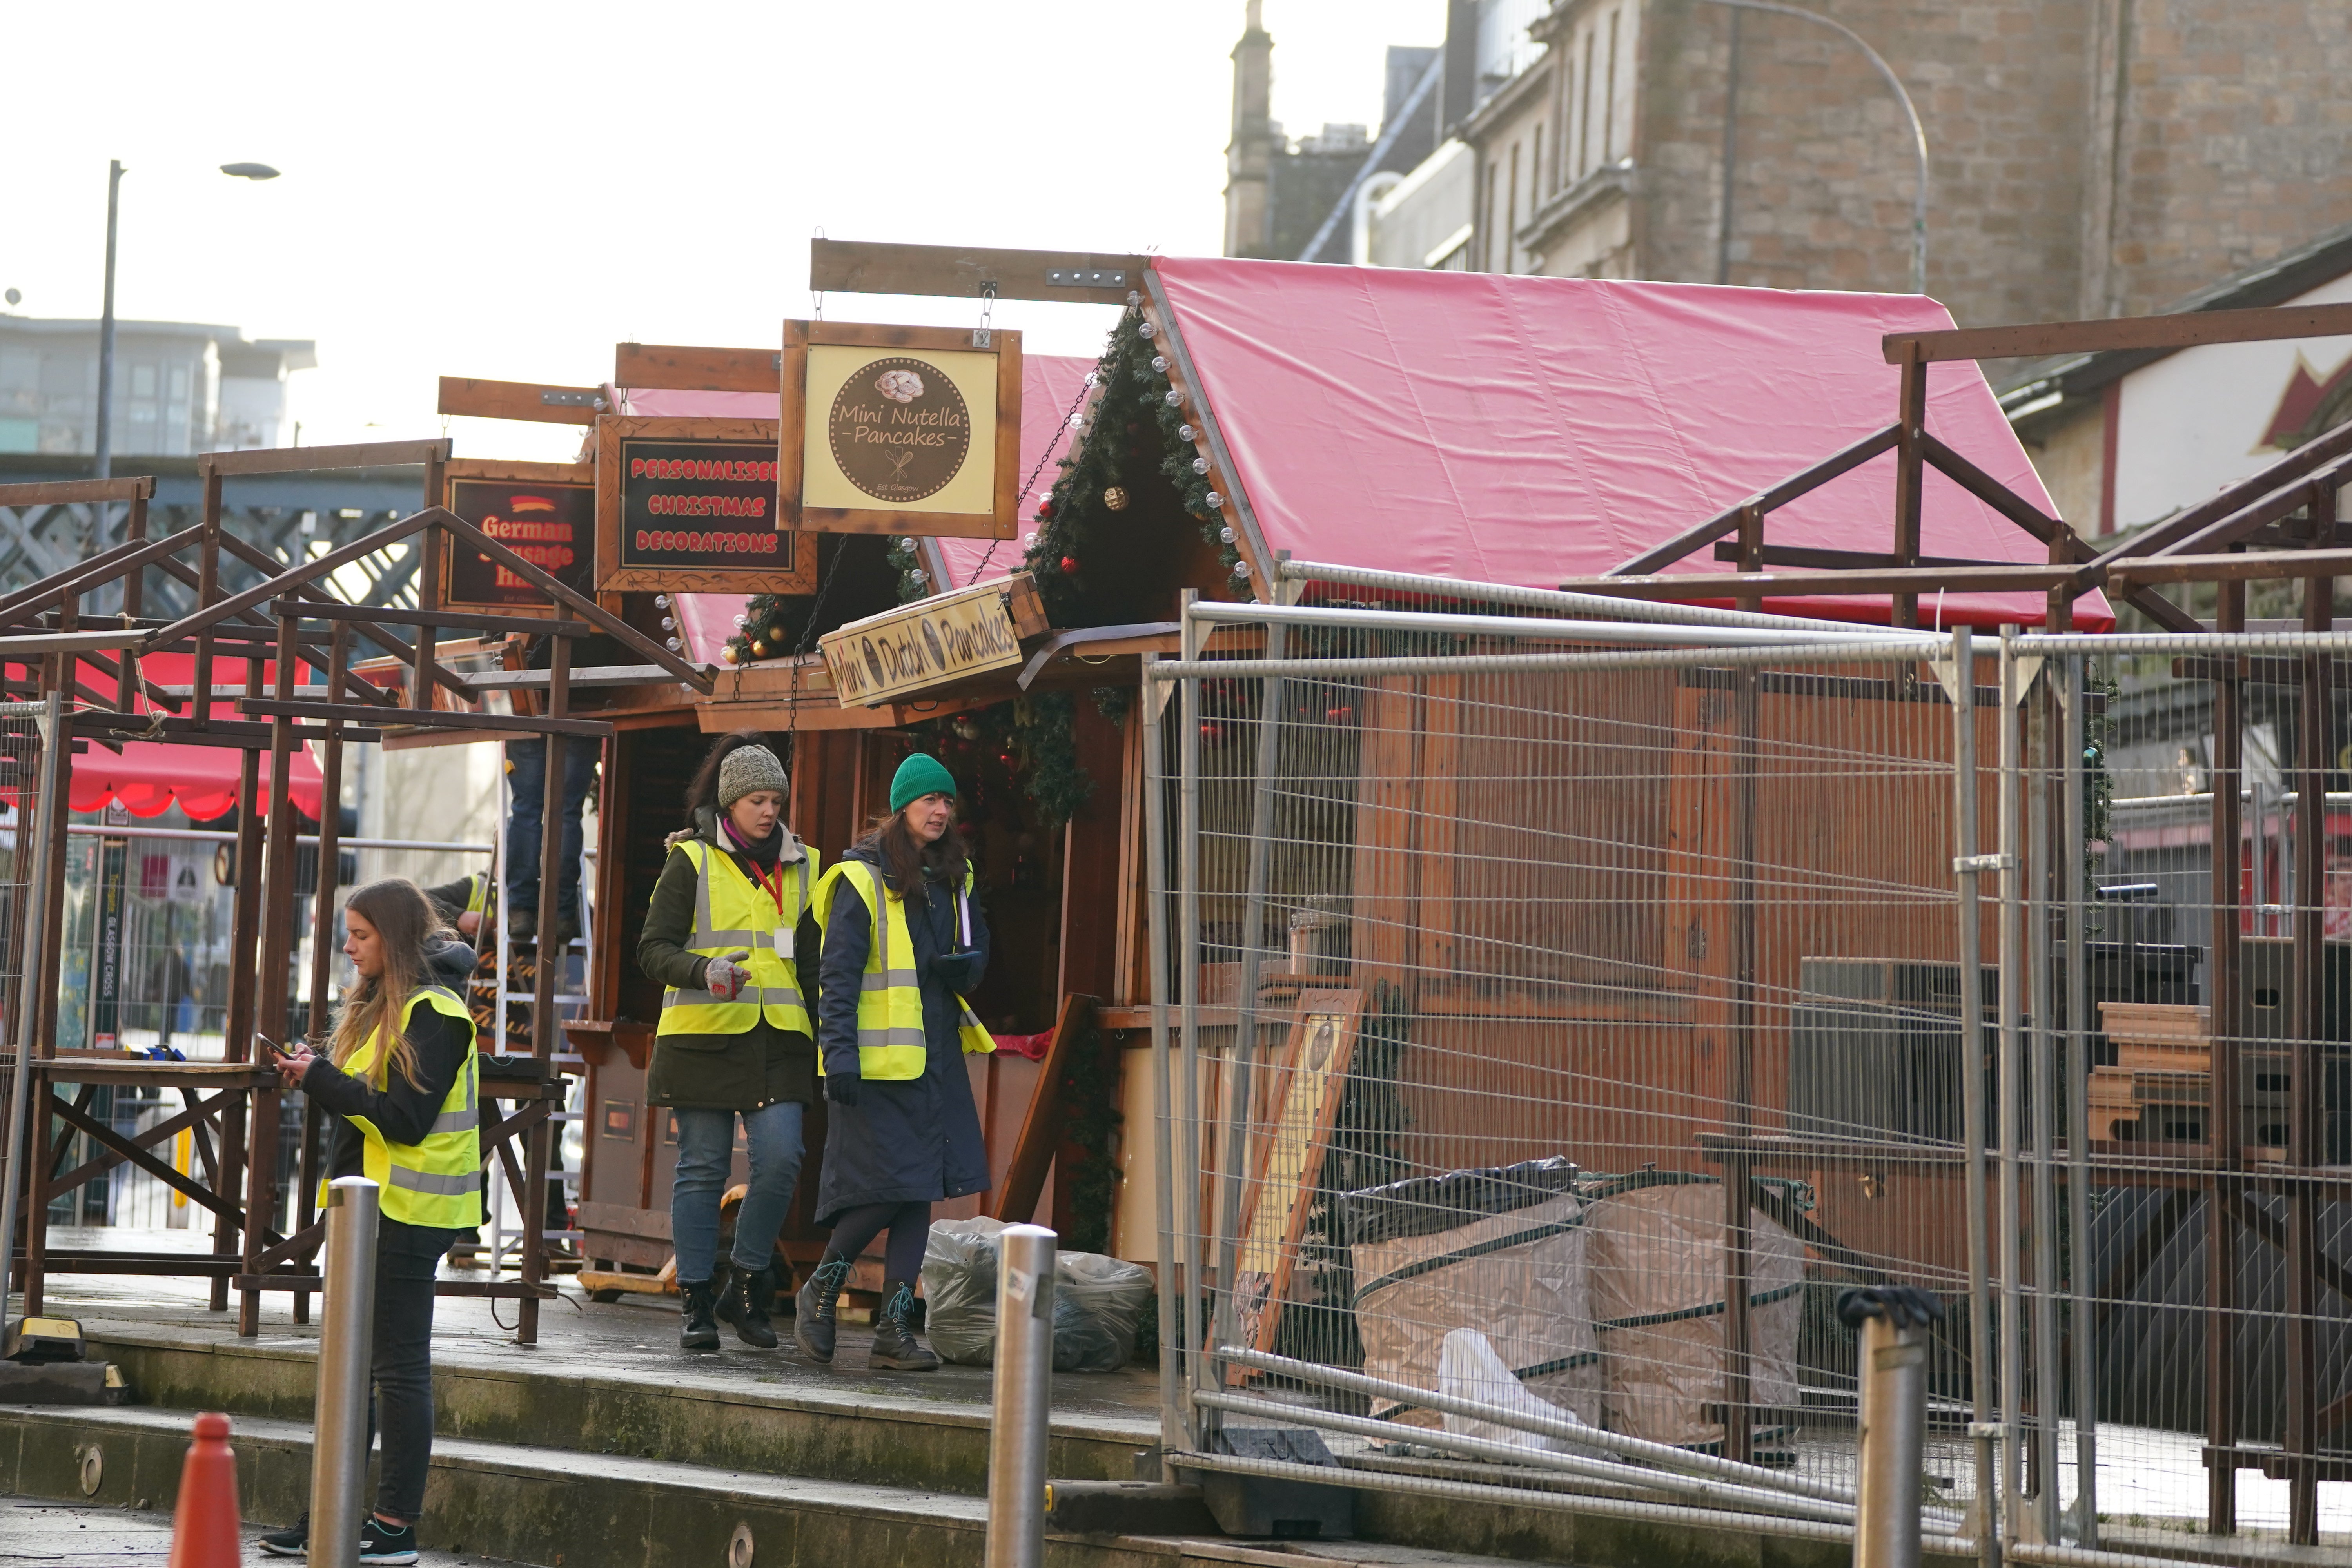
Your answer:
[827,356,972,503]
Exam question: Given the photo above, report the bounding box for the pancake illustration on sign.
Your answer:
[828,355,971,503]
[920,618,947,672]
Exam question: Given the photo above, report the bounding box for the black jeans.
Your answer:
[372,1218,456,1521]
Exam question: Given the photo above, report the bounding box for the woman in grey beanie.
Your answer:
[636,731,822,1352]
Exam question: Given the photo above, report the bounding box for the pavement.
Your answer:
[0,1495,537,1566]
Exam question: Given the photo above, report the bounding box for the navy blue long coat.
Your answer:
[812,842,993,1225]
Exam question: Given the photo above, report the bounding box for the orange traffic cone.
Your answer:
[167,1411,241,1568]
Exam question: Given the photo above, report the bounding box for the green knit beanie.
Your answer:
[889,752,959,812]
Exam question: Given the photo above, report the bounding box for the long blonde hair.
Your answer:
[327,878,448,1090]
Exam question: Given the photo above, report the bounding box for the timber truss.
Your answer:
[0,438,710,1346]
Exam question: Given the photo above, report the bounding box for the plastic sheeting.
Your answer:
[1585,1175,1804,1448]
[1351,1188,1601,1428]
[1151,258,2111,631]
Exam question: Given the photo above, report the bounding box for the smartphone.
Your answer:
[256,1035,293,1060]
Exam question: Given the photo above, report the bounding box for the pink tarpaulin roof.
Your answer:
[3,654,325,820]
[1150,258,2110,630]
[932,354,1093,592]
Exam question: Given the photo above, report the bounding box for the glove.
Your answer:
[1835,1285,1944,1331]
[929,949,982,994]
[701,950,753,1001]
[826,1073,862,1108]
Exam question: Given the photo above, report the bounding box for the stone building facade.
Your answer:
[1448,0,2352,332]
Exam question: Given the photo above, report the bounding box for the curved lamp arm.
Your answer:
[1701,0,1929,294]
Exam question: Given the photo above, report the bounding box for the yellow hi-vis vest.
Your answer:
[811,860,995,1081]
[462,872,490,920]
[329,985,483,1229]
[655,839,818,1038]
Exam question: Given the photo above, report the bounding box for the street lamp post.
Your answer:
[91,160,280,479]
[93,161,123,480]
[1704,0,1928,296]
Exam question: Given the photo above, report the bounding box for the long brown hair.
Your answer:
[327,878,447,1089]
[865,805,969,901]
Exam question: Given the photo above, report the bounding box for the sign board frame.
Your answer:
[441,457,599,619]
[778,320,1021,541]
[817,572,1047,707]
[594,415,819,595]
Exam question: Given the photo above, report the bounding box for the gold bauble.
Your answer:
[721,646,739,665]
[750,641,768,658]
[768,625,785,642]
[1103,486,1129,512]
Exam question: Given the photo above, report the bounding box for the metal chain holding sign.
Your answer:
[967,367,1098,587]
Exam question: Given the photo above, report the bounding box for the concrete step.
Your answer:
[85,1314,1156,1498]
[0,1401,1541,1568]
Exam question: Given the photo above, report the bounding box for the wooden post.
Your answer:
[294,621,350,1327]
[214,652,265,1314]
[2207,577,2245,1537]
[2285,528,2332,1545]
[238,608,302,1335]
[519,629,569,1345]
[193,466,221,731]
[1891,346,1928,630]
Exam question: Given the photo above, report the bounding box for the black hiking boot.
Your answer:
[869,1279,940,1371]
[716,1260,780,1349]
[793,1256,851,1363]
[679,1279,720,1353]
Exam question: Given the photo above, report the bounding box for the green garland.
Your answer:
[1055,1010,1120,1256]
[1023,306,1245,621]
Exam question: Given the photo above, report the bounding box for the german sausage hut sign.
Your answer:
[442,458,597,617]
[595,415,819,594]
[779,321,1021,541]
[818,574,1044,707]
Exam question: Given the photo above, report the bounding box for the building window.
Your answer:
[1485,162,1501,271]
[1577,31,1597,181]
[1602,8,1622,165]
[131,364,156,398]
[1506,141,1521,273]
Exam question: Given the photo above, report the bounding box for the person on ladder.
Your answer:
[799,753,996,1371]
[637,733,822,1352]
[262,878,482,1565]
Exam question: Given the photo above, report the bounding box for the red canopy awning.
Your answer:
[19,653,326,821]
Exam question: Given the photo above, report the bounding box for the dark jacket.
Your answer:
[307,937,481,1186]
[811,837,991,1224]
[637,806,822,1111]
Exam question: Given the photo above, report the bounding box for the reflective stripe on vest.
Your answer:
[327,985,482,1230]
[463,873,490,918]
[812,860,995,1081]
[656,839,817,1037]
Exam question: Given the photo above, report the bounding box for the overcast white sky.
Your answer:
[1,2,1442,461]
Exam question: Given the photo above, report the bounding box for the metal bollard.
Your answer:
[309,1177,380,1568]
[985,1224,1057,1568]
[1843,1286,1942,1568]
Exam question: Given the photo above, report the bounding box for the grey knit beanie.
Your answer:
[716,744,787,808]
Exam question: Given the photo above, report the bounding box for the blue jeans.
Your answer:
[670,1101,806,1283]
[504,736,599,926]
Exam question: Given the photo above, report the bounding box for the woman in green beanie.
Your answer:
[799,751,996,1370]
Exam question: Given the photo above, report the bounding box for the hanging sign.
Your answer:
[779,321,1021,541]
[442,459,598,617]
[818,573,1046,707]
[594,416,819,594]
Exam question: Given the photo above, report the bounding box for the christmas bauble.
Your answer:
[750,641,767,658]
[1104,486,1129,511]
[767,626,784,642]
[1059,555,1078,574]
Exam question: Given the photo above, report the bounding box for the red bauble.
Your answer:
[1035,499,1053,521]
[1059,555,1078,574]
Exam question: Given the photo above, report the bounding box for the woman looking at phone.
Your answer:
[262,878,482,1566]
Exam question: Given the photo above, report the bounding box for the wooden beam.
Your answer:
[434,510,712,690]
[990,994,1097,1225]
[811,238,1145,306]
[1608,425,1902,576]
[0,477,156,506]
[2149,463,2351,559]
[1566,563,2080,598]
[2108,546,2352,586]
[436,376,606,426]
[142,512,432,649]
[199,438,451,476]
[1886,301,2352,365]
[463,664,683,691]
[269,599,591,639]
[613,343,778,394]
[237,697,615,738]
[2092,419,2352,568]
[1710,542,2017,571]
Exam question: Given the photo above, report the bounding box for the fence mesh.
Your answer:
[1149,593,2352,1563]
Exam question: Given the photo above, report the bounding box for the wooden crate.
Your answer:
[2099,1001,2210,1042]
